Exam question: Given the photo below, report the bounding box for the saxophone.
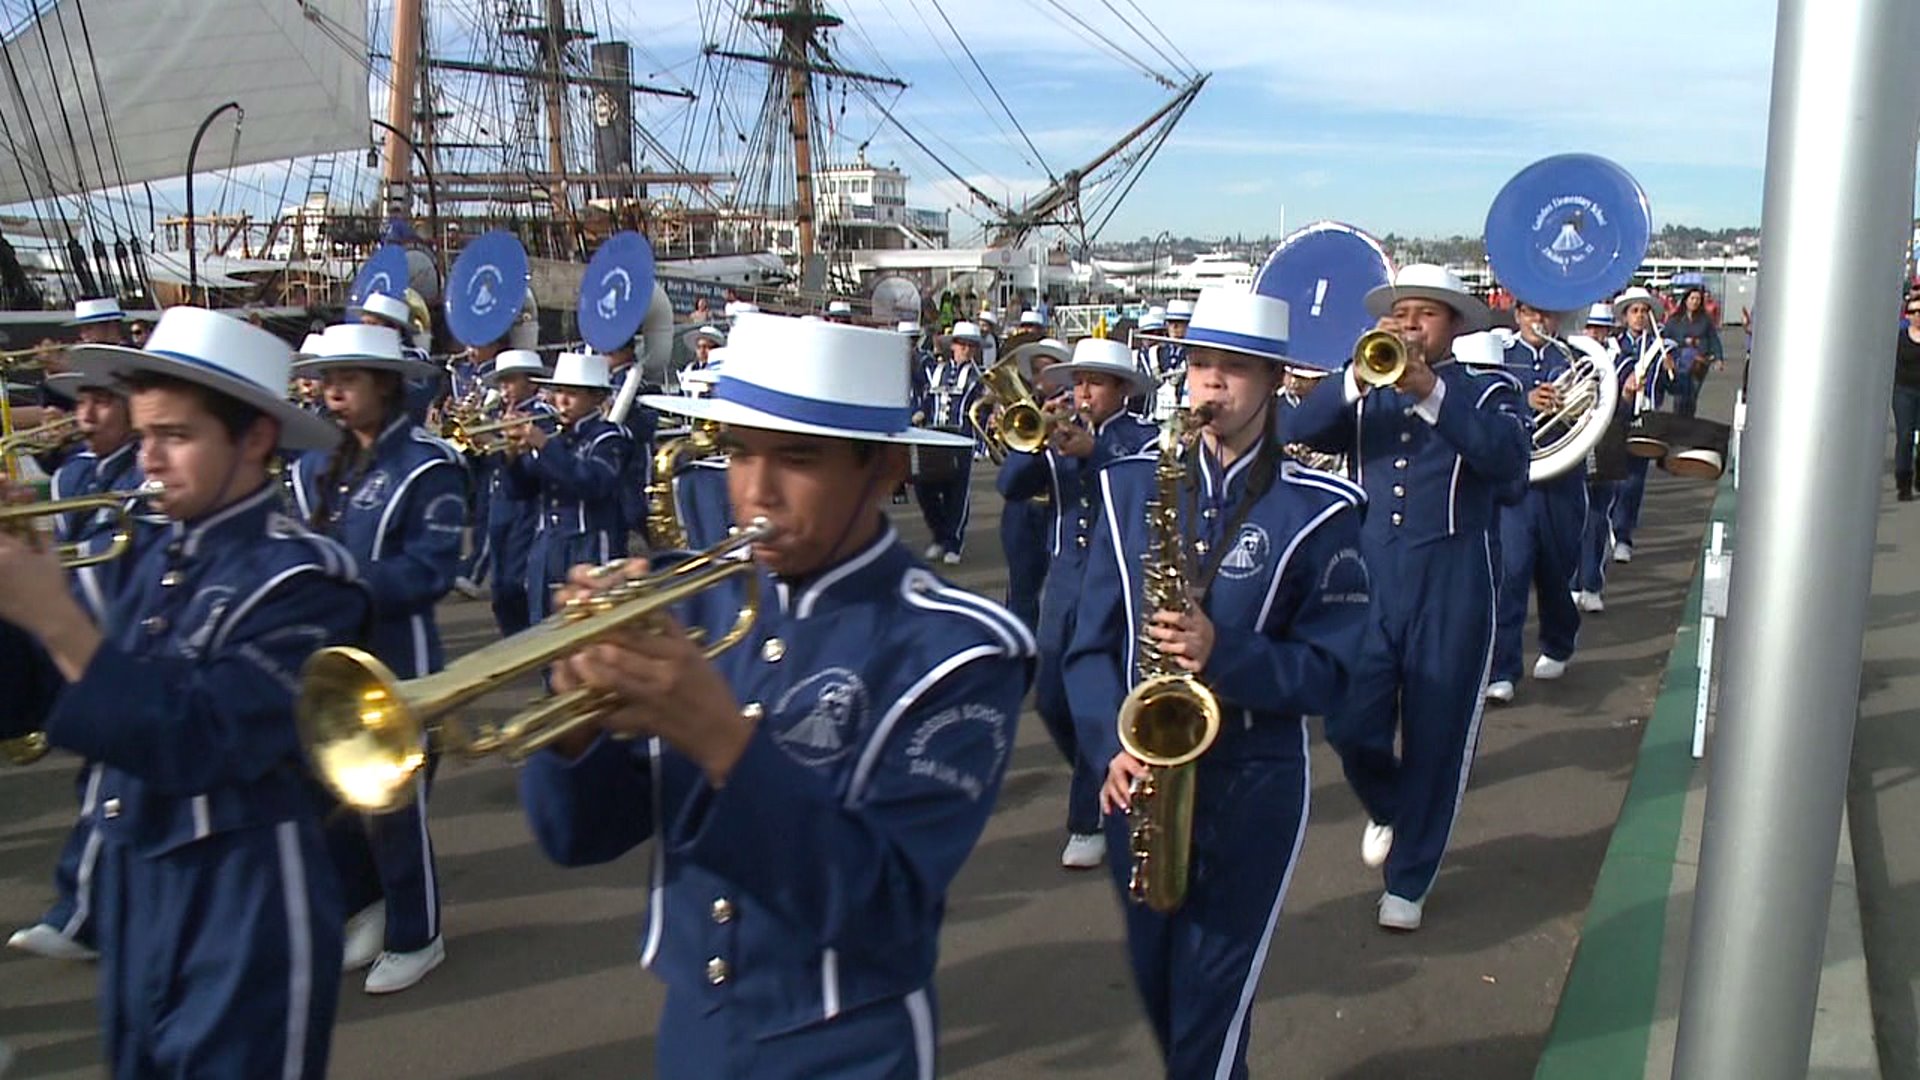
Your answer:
[1117,404,1224,913]
[645,421,720,551]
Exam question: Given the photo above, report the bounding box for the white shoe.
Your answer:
[1361,821,1394,869]
[1612,542,1633,564]
[452,575,486,600]
[1378,893,1424,931]
[923,543,945,561]
[1484,680,1515,704]
[941,551,962,566]
[1577,590,1606,613]
[1060,832,1107,869]
[1534,655,1569,681]
[364,936,445,995]
[6,923,97,961]
[342,901,387,973]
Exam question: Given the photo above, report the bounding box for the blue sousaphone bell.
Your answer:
[445,230,532,349]
[1252,220,1395,375]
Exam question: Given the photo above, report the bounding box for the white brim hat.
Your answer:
[533,350,615,390]
[947,320,983,344]
[65,306,339,450]
[45,370,122,399]
[1137,287,1293,365]
[66,297,127,326]
[348,291,413,328]
[1450,330,1509,368]
[482,348,549,383]
[1039,337,1153,396]
[291,323,440,380]
[1612,287,1664,321]
[1363,263,1491,334]
[1164,299,1194,323]
[693,325,727,344]
[638,313,970,448]
[1005,337,1071,384]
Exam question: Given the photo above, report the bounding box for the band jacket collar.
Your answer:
[770,521,904,621]
[171,482,280,559]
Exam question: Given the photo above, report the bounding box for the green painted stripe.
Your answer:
[1536,476,1738,1079]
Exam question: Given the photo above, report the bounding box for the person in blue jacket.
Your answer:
[1575,303,1629,611]
[503,350,634,621]
[998,336,1158,870]
[0,305,365,1078]
[1664,287,1723,419]
[1608,286,1673,563]
[1487,303,1588,702]
[290,321,466,995]
[477,349,557,636]
[6,367,146,964]
[518,312,1033,1079]
[1284,264,1529,932]
[351,289,445,426]
[665,361,734,553]
[1068,287,1370,1078]
[913,321,983,564]
[992,335,1071,633]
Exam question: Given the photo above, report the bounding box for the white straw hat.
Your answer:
[1138,287,1293,364]
[1039,337,1154,396]
[533,351,616,390]
[1364,264,1491,334]
[1006,337,1071,384]
[65,306,339,449]
[291,323,439,379]
[638,313,970,447]
[1164,298,1195,322]
[66,297,126,326]
[1612,286,1664,321]
[948,320,983,343]
[482,349,549,383]
[348,291,412,329]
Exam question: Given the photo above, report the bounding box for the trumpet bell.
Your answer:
[1352,329,1407,387]
[298,647,428,813]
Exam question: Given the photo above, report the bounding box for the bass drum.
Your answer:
[1660,416,1732,481]
[1626,411,1677,459]
[1589,405,1633,483]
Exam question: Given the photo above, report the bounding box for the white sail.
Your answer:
[0,0,370,206]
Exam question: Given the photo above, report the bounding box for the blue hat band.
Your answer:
[715,377,911,434]
[1184,325,1288,359]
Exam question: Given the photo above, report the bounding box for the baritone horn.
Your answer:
[0,482,162,568]
[967,358,1054,463]
[2,732,49,766]
[297,519,775,813]
[1351,329,1408,387]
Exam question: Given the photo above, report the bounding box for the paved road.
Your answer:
[0,415,1723,1078]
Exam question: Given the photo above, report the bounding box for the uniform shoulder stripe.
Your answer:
[411,429,464,463]
[900,569,1037,658]
[1280,461,1365,505]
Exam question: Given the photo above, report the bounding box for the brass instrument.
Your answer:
[1117,404,1223,914]
[967,358,1067,464]
[1352,329,1409,387]
[645,421,721,551]
[0,414,83,458]
[0,342,66,365]
[298,519,774,812]
[0,482,161,568]
[444,412,543,456]
[2,732,49,766]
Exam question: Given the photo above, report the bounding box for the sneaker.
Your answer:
[1060,832,1107,869]
[1361,821,1394,869]
[452,575,486,600]
[1377,893,1424,932]
[1612,542,1633,564]
[364,936,445,995]
[1576,591,1606,613]
[342,901,387,973]
[6,923,97,962]
[923,543,945,561]
[941,551,962,566]
[1534,655,1569,681]
[1483,680,1515,704]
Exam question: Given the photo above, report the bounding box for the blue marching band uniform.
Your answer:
[483,387,560,635]
[913,347,980,560]
[502,373,634,623]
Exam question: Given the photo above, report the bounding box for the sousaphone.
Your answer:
[1484,154,1652,482]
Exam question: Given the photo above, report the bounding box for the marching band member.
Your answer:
[824,298,856,324]
[1068,288,1370,1076]
[351,290,446,425]
[1576,303,1626,609]
[667,363,733,552]
[0,307,361,1076]
[503,350,633,620]
[523,313,1034,1078]
[480,349,558,636]
[998,337,1157,868]
[1285,264,1528,931]
[914,322,982,564]
[1017,308,1047,333]
[994,337,1070,632]
[977,308,1001,367]
[1608,286,1671,564]
[602,341,661,547]
[1487,303,1587,702]
[1129,306,1167,420]
[289,322,465,994]
[4,298,127,437]
[682,324,726,384]
[6,366,144,963]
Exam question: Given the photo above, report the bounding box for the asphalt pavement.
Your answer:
[0,412,1723,1078]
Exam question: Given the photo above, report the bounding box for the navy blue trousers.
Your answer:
[1892,385,1920,488]
[1578,480,1618,595]
[526,529,625,623]
[97,818,342,1079]
[1000,497,1049,630]
[914,466,972,555]
[461,460,493,582]
[657,985,934,1079]
[40,763,102,947]
[1610,455,1650,548]
[324,760,441,953]
[487,515,536,637]
[1324,532,1494,902]
[1492,481,1586,683]
[1102,736,1309,1080]
[1035,572,1101,835]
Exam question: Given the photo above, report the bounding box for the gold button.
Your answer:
[741,702,763,721]
[706,957,729,985]
[160,571,183,588]
[102,798,121,819]
[711,898,735,924]
[760,638,785,663]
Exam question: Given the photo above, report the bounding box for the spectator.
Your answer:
[1893,294,1920,501]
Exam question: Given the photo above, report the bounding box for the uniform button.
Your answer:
[741,702,764,722]
[1400,431,1413,444]
[711,898,735,924]
[1076,518,1088,529]
[103,798,121,819]
[1076,536,1088,548]
[140,615,167,635]
[1391,512,1404,526]
[706,957,730,985]
[160,571,184,588]
[1195,541,1209,556]
[1395,458,1409,470]
[1079,497,1090,508]
[760,638,785,663]
[1202,508,1218,521]
[1392,484,1405,497]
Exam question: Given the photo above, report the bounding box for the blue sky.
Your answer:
[637,0,1781,242]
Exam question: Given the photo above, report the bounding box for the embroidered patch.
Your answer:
[771,667,869,767]
[1319,546,1372,605]
[1217,522,1271,581]
[177,585,238,658]
[904,703,1010,802]
[349,470,392,511]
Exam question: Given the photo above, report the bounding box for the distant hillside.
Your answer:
[1092,225,1762,266]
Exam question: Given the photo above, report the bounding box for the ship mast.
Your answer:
[382,0,423,218]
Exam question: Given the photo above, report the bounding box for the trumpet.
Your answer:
[298,519,775,812]
[0,342,66,367]
[0,481,161,568]
[445,413,547,456]
[967,359,1077,463]
[0,415,83,458]
[2,732,49,766]
[1352,329,1409,387]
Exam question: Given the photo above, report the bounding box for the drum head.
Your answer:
[1486,154,1651,312]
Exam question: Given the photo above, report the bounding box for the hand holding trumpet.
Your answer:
[1368,314,1438,400]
